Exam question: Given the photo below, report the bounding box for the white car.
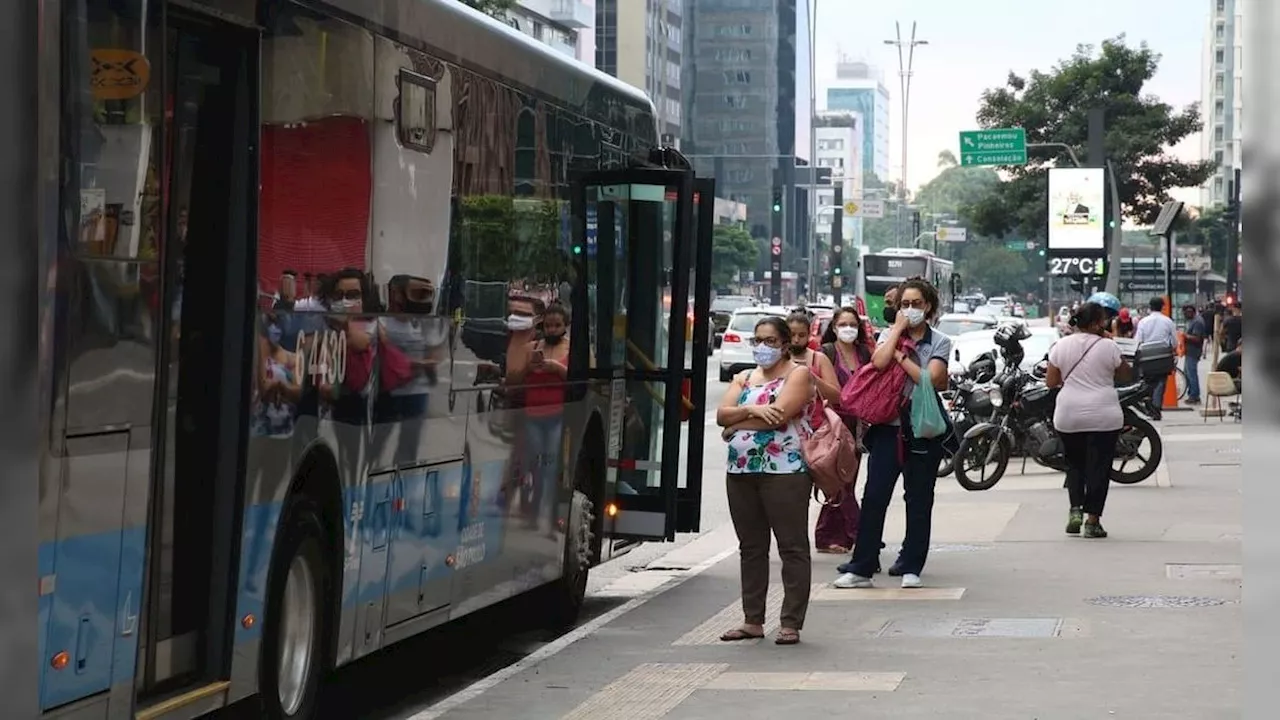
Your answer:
[935,313,998,337]
[718,306,788,381]
[947,326,1059,376]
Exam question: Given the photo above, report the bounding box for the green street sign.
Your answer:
[959,128,1027,166]
[1004,240,1028,251]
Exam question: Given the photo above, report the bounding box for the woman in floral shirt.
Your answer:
[715,316,815,645]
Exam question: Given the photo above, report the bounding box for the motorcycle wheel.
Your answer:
[954,433,1010,491]
[937,456,955,478]
[1110,414,1162,484]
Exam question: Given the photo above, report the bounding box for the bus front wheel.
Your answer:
[540,489,595,630]
[261,498,332,719]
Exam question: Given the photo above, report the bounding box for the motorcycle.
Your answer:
[953,333,1162,491]
[936,350,999,478]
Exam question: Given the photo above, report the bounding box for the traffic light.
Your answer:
[771,188,783,214]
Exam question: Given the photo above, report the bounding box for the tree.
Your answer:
[1179,207,1233,273]
[965,37,1215,239]
[711,224,759,290]
[913,154,1001,219]
[958,243,1032,298]
[458,0,518,18]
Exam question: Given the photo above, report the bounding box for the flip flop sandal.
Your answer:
[719,628,765,642]
[774,629,800,645]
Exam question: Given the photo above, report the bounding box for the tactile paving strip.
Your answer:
[672,584,784,645]
[1165,563,1242,580]
[1085,595,1235,608]
[874,617,1063,638]
[561,663,730,720]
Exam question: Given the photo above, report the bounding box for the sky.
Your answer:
[799,0,1210,203]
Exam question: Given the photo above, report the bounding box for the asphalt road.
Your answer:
[213,353,736,720]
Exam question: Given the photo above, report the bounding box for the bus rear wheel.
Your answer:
[261,498,332,719]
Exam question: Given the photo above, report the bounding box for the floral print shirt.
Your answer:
[726,373,812,475]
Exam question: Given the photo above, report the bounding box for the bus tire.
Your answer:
[260,497,332,720]
[540,489,594,630]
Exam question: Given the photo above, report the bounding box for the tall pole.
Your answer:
[1227,167,1240,297]
[806,0,820,300]
[832,181,844,306]
[885,22,927,246]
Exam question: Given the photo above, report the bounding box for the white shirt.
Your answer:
[1134,311,1176,348]
[1049,333,1124,433]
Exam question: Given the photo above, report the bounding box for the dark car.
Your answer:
[710,295,757,346]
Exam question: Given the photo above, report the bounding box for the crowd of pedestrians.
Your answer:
[714,278,1242,646]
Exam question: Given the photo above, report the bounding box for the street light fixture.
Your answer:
[885,21,927,247]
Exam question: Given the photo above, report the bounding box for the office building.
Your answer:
[683,0,799,245]
[508,0,596,65]
[1199,0,1242,207]
[813,112,864,267]
[824,57,890,182]
[596,0,683,146]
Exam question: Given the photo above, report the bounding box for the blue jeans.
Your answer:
[841,423,944,578]
[1185,355,1201,401]
[523,414,564,525]
[1150,376,1167,409]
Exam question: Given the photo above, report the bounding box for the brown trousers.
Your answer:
[725,471,812,630]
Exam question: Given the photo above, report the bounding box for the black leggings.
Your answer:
[1061,430,1120,517]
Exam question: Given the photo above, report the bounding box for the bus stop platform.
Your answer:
[417,425,1241,720]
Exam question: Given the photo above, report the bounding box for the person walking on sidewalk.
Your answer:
[1181,304,1208,404]
[1134,296,1176,416]
[1046,302,1131,539]
[812,306,874,554]
[716,316,815,646]
[833,278,952,590]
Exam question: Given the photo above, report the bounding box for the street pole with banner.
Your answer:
[1046,167,1107,270]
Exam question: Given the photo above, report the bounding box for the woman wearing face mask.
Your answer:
[327,268,377,424]
[834,278,952,590]
[812,307,875,554]
[256,314,302,438]
[786,312,841,407]
[716,316,815,646]
[518,304,571,532]
[1046,302,1130,538]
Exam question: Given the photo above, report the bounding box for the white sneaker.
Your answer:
[833,572,874,589]
[901,573,922,589]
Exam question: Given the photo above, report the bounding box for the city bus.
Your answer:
[858,248,955,326]
[34,1,712,718]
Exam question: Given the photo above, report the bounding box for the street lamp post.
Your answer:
[885,21,927,247]
[805,0,821,300]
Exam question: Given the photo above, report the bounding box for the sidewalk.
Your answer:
[425,424,1241,720]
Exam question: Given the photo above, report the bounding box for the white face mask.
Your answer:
[836,325,860,344]
[903,307,926,327]
[507,314,534,332]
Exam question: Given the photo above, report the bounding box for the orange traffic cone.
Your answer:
[1162,369,1189,411]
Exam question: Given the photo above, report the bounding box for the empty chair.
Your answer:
[1203,371,1240,423]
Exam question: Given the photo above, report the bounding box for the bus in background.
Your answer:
[36,1,711,718]
[860,248,956,327]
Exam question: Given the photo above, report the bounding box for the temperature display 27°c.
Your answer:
[1047,256,1106,276]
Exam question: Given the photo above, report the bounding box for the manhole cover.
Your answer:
[1085,595,1233,608]
[1166,563,1242,580]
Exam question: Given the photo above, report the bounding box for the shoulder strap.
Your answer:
[1062,337,1103,384]
[821,342,837,364]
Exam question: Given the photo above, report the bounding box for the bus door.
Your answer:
[570,166,708,541]
[137,13,257,701]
